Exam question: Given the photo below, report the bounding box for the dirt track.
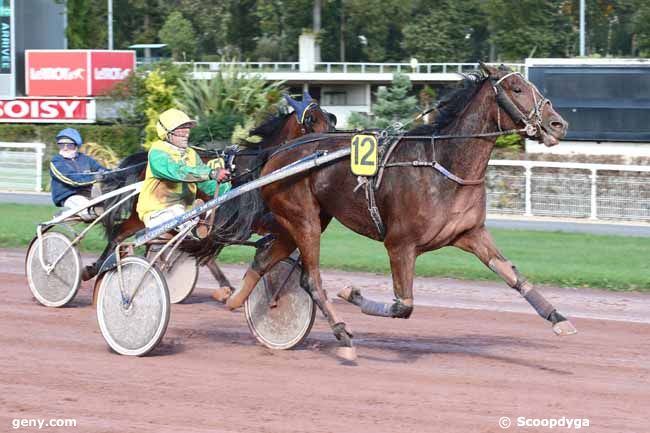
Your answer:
[1,248,649,433]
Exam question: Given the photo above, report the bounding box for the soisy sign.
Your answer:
[350,134,378,176]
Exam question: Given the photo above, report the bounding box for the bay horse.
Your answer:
[86,93,336,285]
[224,63,573,361]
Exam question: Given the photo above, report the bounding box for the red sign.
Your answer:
[26,50,135,97]
[91,51,135,95]
[26,51,89,96]
[0,98,96,123]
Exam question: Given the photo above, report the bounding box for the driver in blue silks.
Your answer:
[49,128,107,221]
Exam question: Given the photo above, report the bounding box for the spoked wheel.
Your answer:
[244,258,315,350]
[146,249,198,304]
[25,231,81,307]
[96,256,170,356]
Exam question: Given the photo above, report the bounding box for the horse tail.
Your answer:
[100,151,148,240]
[181,159,268,261]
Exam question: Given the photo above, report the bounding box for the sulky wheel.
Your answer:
[147,250,198,304]
[244,258,315,350]
[25,231,81,307]
[96,256,170,356]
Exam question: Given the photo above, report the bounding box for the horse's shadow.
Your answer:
[348,332,571,374]
[170,320,571,374]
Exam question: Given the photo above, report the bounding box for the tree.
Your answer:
[632,0,650,56]
[402,0,477,62]
[482,0,573,60]
[63,0,107,48]
[159,11,198,61]
[176,65,285,147]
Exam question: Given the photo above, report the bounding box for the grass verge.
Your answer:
[1,203,648,291]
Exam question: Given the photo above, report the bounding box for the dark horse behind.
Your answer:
[222,63,573,361]
[88,93,336,285]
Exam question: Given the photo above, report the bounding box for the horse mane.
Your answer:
[408,72,488,136]
[243,111,292,146]
[100,151,148,240]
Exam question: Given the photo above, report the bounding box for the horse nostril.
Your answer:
[550,121,565,131]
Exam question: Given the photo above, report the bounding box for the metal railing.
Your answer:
[0,142,46,193]
[487,160,650,222]
[170,61,525,76]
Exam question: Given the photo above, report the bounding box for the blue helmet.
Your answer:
[55,128,83,147]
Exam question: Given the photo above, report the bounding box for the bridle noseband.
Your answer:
[297,102,334,133]
[491,72,551,138]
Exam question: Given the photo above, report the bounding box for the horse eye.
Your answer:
[513,86,522,94]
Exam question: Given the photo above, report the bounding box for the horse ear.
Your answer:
[284,94,299,111]
[303,90,313,102]
[479,62,498,77]
[327,113,337,127]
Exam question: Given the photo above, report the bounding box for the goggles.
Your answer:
[57,141,77,150]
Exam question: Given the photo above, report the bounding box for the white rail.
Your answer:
[0,142,46,193]
[487,160,650,222]
[167,61,525,75]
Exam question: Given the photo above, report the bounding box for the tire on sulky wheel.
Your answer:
[244,258,315,350]
[96,256,170,356]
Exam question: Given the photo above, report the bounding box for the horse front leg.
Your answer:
[454,226,577,336]
[337,243,416,319]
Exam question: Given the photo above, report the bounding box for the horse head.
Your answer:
[480,63,567,147]
[284,91,336,134]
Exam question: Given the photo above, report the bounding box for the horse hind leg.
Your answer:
[454,226,577,336]
[338,244,416,319]
[224,229,297,309]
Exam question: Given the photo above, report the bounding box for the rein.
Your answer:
[374,72,543,188]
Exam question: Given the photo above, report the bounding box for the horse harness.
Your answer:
[358,72,548,240]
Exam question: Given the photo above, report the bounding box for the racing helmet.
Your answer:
[156,108,197,140]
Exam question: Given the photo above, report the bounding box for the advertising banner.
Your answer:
[26,50,89,96]
[91,50,135,95]
[0,98,96,123]
[26,50,135,97]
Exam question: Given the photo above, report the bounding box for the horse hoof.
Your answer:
[336,346,357,362]
[337,286,362,304]
[212,287,232,303]
[552,320,577,336]
[337,286,355,301]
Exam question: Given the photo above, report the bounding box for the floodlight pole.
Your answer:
[108,0,114,50]
[579,0,585,56]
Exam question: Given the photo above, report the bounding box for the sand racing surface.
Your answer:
[1,248,649,433]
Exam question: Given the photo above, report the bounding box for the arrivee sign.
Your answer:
[0,98,96,123]
[26,50,135,97]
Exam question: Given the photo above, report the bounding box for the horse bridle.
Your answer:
[490,72,551,139]
[298,102,336,134]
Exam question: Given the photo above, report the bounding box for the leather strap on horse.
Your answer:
[354,175,386,240]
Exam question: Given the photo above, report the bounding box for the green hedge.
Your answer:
[0,124,143,158]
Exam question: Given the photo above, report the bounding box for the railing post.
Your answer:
[442,64,447,73]
[36,143,44,193]
[361,64,365,73]
[380,64,384,73]
[525,165,532,216]
[590,168,598,220]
